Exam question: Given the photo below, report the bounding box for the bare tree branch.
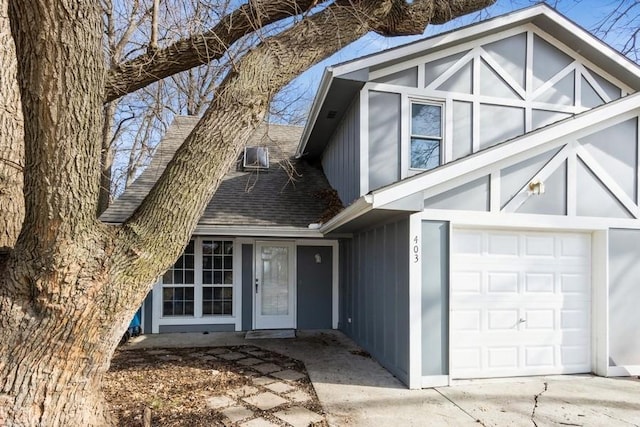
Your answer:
[105,0,322,102]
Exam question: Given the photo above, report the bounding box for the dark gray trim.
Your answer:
[143,291,153,335]
[242,244,254,331]
[158,324,235,333]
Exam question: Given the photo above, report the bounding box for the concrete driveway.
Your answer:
[126,330,640,426]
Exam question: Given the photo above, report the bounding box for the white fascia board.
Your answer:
[538,8,640,84]
[296,68,334,157]
[330,5,549,78]
[371,94,640,208]
[319,195,373,234]
[192,225,324,238]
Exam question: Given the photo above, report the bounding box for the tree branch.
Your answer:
[114,0,495,290]
[104,0,321,102]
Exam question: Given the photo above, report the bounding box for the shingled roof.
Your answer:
[101,116,337,229]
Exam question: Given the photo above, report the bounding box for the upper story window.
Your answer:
[410,102,443,170]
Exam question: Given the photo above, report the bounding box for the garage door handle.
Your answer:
[518,318,526,324]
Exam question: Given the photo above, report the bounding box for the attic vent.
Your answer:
[326,110,337,119]
[243,146,269,170]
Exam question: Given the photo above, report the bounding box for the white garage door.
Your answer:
[450,229,591,379]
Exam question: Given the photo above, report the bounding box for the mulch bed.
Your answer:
[104,345,327,426]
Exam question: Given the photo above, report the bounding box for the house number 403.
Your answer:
[412,235,419,263]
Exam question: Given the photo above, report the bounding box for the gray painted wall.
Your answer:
[322,97,361,206]
[608,229,640,367]
[369,91,401,191]
[421,221,449,376]
[339,216,411,384]
[517,161,567,215]
[374,67,417,87]
[297,246,333,329]
[242,244,253,331]
[578,118,638,202]
[424,176,490,211]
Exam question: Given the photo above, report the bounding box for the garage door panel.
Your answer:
[450,229,591,379]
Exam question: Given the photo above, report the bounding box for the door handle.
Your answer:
[255,278,259,293]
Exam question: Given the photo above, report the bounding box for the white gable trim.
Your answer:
[371,93,640,208]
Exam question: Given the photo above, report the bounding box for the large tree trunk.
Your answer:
[0,0,23,251]
[0,1,119,424]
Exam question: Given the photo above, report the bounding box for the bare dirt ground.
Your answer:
[104,345,328,426]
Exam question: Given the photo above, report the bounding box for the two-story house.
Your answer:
[102,4,640,389]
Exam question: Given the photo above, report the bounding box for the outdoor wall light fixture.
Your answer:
[528,179,545,195]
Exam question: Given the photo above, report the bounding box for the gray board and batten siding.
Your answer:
[242,244,254,331]
[608,229,640,368]
[369,91,401,192]
[297,246,333,330]
[421,221,449,377]
[321,97,361,207]
[339,216,411,384]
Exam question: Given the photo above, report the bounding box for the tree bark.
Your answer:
[0,0,23,251]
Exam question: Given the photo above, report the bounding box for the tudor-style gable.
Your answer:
[299,4,640,209]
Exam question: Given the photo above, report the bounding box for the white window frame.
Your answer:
[405,98,445,177]
[153,236,239,329]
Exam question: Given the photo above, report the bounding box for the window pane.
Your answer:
[185,240,195,253]
[411,104,441,137]
[162,270,173,284]
[203,271,212,284]
[163,302,173,316]
[213,241,222,254]
[185,287,194,299]
[184,301,194,316]
[223,287,233,299]
[202,241,213,254]
[185,270,194,284]
[213,256,222,269]
[223,256,232,269]
[224,242,233,254]
[174,301,184,315]
[224,271,233,284]
[184,255,194,269]
[222,301,232,315]
[213,302,222,314]
[202,255,212,270]
[203,287,213,300]
[214,271,222,284]
[410,138,440,170]
[174,271,184,284]
[202,301,213,315]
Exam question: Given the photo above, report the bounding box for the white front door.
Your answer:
[255,242,296,329]
[450,229,592,379]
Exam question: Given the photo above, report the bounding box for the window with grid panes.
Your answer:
[162,240,195,316]
[410,102,443,170]
[201,240,233,315]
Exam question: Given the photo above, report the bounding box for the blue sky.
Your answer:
[287,0,631,105]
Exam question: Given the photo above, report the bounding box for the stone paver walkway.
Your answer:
[203,345,326,426]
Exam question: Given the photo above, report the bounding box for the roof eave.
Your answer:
[296,67,334,158]
[320,195,373,234]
